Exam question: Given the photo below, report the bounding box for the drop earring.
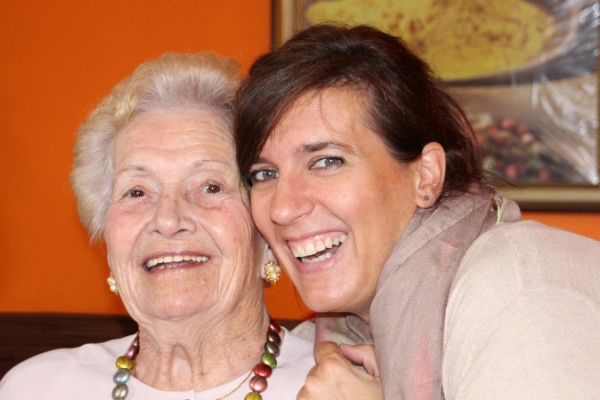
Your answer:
[107,273,119,295]
[264,261,282,284]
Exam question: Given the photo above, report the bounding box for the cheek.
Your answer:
[104,208,143,263]
[206,203,257,253]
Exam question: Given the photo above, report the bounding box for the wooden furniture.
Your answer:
[0,313,300,379]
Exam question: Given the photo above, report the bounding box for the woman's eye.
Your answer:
[202,183,221,194]
[313,157,344,168]
[250,169,279,183]
[128,188,145,198]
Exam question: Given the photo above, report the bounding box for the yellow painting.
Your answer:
[304,0,555,80]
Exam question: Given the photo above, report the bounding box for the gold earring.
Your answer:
[264,261,282,284]
[107,273,119,295]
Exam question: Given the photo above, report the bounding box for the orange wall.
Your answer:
[0,1,598,321]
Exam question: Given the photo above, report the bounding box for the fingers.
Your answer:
[339,344,380,377]
[297,342,384,400]
[314,341,344,365]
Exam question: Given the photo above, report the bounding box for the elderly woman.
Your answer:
[0,53,314,399]
[235,25,600,400]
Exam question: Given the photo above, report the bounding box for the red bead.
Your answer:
[268,318,281,333]
[254,363,272,378]
[249,375,268,393]
[125,336,139,359]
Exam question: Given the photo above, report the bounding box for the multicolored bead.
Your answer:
[113,368,131,385]
[112,383,128,399]
[268,318,281,333]
[249,375,268,392]
[253,363,272,378]
[116,356,134,370]
[261,352,277,369]
[266,330,281,346]
[264,341,280,357]
[125,336,139,359]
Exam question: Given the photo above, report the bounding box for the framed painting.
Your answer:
[273,0,600,210]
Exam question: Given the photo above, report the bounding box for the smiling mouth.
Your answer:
[143,255,210,272]
[290,234,346,263]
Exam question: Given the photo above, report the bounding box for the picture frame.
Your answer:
[273,0,600,210]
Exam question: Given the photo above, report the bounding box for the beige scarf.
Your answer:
[315,186,522,399]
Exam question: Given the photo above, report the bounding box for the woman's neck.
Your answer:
[133,299,269,392]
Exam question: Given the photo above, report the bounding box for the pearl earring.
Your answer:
[264,261,282,284]
[107,273,119,295]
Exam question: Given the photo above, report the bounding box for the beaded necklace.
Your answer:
[111,318,283,400]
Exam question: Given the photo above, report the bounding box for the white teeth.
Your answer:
[301,251,333,263]
[293,234,347,260]
[305,243,317,256]
[145,255,209,270]
[316,241,326,252]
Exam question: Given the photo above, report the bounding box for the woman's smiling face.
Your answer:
[248,89,421,321]
[105,108,262,323]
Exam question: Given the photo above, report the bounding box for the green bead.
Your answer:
[112,383,128,399]
[116,356,134,370]
[261,352,277,368]
[245,392,263,400]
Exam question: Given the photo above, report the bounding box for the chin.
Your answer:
[142,292,217,321]
[299,285,355,315]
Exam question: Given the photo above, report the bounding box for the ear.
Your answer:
[414,142,446,208]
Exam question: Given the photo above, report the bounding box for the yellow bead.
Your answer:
[116,356,134,370]
[245,392,262,400]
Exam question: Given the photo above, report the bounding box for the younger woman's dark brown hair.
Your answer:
[235,24,484,199]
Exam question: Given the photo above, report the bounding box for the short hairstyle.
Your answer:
[70,52,242,241]
[235,24,484,197]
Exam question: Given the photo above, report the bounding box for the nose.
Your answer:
[269,175,315,226]
[148,192,196,238]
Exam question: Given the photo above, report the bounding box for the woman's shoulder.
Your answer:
[443,221,600,399]
[453,219,600,295]
[447,219,600,337]
[0,335,135,398]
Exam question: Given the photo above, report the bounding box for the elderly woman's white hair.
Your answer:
[70,52,242,241]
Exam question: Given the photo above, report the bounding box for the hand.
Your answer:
[297,342,384,400]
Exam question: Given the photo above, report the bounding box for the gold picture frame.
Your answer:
[273,0,600,210]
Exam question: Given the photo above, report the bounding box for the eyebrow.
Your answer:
[115,159,231,176]
[114,165,148,176]
[252,141,355,166]
[298,141,354,154]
